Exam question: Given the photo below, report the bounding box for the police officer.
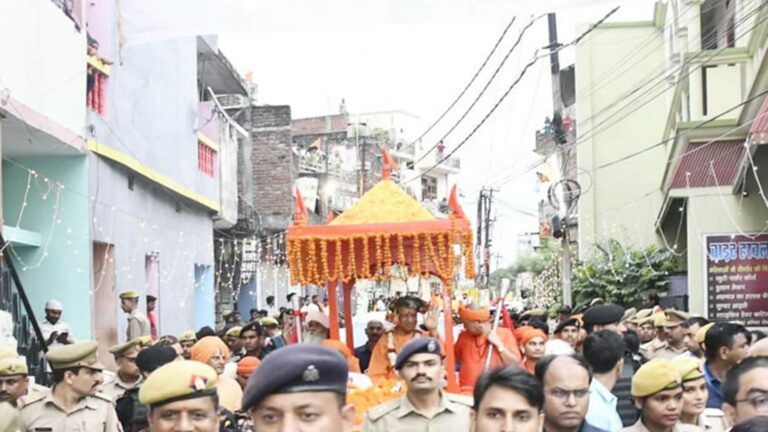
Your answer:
[20,340,120,432]
[0,356,28,407]
[671,357,728,432]
[624,358,702,432]
[116,343,178,432]
[101,338,143,400]
[242,344,356,432]
[119,290,151,341]
[652,310,690,361]
[363,337,473,432]
[178,330,197,360]
[0,402,20,432]
[139,360,219,432]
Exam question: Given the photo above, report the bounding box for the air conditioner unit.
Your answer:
[217,94,249,110]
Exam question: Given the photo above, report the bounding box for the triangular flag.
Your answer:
[447,185,467,219]
[293,188,308,225]
[381,149,398,179]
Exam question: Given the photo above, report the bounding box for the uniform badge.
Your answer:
[189,375,208,391]
[303,365,320,382]
[6,363,15,373]
[427,340,437,353]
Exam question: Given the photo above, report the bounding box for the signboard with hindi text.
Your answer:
[706,234,768,326]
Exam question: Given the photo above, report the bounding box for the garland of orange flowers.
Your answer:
[287,227,475,286]
[347,379,407,429]
[332,238,343,281]
[382,234,392,277]
[374,235,383,281]
[361,236,372,279]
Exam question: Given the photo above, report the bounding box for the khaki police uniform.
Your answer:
[652,342,688,361]
[697,408,728,432]
[119,291,150,341]
[21,389,120,432]
[20,341,120,432]
[100,339,143,401]
[362,391,472,432]
[126,310,150,342]
[0,401,20,432]
[100,375,141,402]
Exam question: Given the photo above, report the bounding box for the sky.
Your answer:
[219,0,656,269]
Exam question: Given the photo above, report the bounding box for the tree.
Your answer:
[571,239,678,308]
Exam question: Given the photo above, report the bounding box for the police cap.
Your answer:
[395,337,443,370]
[241,344,348,411]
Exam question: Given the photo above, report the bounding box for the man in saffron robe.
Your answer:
[454,303,521,394]
[367,296,440,382]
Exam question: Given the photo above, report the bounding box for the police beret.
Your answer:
[119,290,140,299]
[241,344,348,411]
[139,360,217,407]
[395,337,443,370]
[583,304,625,326]
[635,308,653,320]
[622,307,637,322]
[555,318,580,334]
[261,317,279,327]
[136,344,177,374]
[520,309,547,319]
[695,322,715,344]
[47,340,104,370]
[664,309,690,324]
[631,358,681,397]
[671,357,704,382]
[225,326,242,338]
[0,357,27,376]
[109,338,143,356]
[179,331,197,343]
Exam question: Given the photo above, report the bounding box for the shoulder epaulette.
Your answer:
[366,398,401,421]
[446,392,474,407]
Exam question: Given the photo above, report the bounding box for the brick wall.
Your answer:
[292,114,349,136]
[250,105,295,232]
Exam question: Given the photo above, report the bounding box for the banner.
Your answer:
[706,234,768,326]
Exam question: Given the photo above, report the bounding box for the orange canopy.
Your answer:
[286,150,475,392]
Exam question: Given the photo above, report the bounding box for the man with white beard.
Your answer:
[304,311,361,373]
[304,311,331,345]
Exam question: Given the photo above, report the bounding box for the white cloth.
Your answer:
[38,319,75,349]
[300,304,320,314]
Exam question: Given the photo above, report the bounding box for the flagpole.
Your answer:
[484,278,510,372]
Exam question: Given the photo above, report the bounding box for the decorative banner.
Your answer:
[706,234,768,326]
[294,177,319,213]
[240,238,258,283]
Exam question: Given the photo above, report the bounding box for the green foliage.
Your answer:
[571,239,678,308]
[490,240,560,286]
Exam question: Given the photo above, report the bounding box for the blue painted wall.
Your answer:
[237,274,258,319]
[3,156,91,339]
[194,264,214,330]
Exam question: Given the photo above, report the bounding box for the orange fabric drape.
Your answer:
[454,327,521,395]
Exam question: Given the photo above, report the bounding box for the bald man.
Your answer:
[747,338,768,357]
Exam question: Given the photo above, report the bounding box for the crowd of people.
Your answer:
[0,290,767,431]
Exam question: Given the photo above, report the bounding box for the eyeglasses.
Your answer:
[735,392,768,411]
[547,388,590,400]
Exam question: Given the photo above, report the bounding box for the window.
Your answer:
[198,141,216,177]
[421,176,437,201]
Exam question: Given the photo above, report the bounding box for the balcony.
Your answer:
[391,142,416,160]
[429,150,461,174]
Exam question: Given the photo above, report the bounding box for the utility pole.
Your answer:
[477,187,498,290]
[548,13,573,307]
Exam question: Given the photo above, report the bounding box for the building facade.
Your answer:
[575,0,768,320]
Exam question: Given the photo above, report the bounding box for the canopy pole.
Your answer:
[343,280,355,351]
[328,279,340,340]
[441,277,458,393]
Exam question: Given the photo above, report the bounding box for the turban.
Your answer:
[306,311,330,329]
[520,328,548,346]
[190,336,230,364]
[458,306,490,322]
[236,356,261,376]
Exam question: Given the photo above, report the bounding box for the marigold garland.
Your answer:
[374,235,384,281]
[347,236,357,276]
[333,238,344,281]
[361,236,372,279]
[382,234,392,277]
[412,233,422,276]
[320,239,330,282]
[397,233,406,266]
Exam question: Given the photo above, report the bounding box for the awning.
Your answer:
[668,140,745,189]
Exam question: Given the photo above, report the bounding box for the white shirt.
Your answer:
[300,304,320,314]
[38,318,75,349]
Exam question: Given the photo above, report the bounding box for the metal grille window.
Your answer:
[198,141,216,177]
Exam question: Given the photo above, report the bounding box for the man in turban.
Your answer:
[190,336,242,413]
[518,327,548,374]
[367,296,440,382]
[454,302,521,394]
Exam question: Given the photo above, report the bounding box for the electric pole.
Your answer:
[476,187,498,290]
[547,13,573,307]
